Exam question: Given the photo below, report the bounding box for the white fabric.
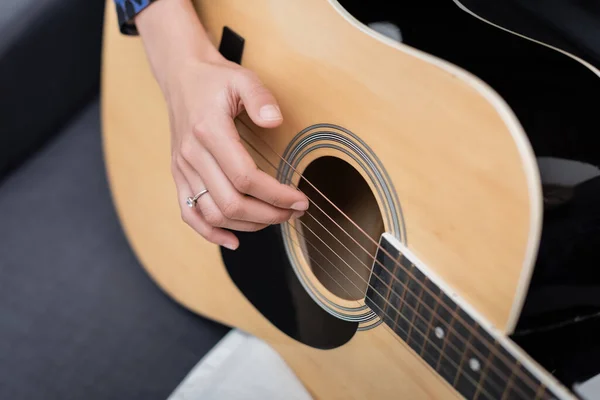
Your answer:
[168,330,313,400]
[369,21,403,42]
[574,372,600,400]
[537,156,600,186]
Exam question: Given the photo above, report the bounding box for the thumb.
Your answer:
[235,71,283,128]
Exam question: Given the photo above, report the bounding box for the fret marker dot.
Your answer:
[434,327,444,339]
[469,358,481,372]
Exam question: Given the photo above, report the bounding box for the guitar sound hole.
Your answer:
[298,156,385,301]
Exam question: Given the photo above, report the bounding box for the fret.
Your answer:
[382,251,401,319]
[453,309,480,399]
[366,256,388,316]
[421,279,443,370]
[541,388,559,400]
[455,344,483,399]
[435,293,460,384]
[382,307,396,328]
[511,363,539,400]
[394,262,414,342]
[406,266,427,355]
[385,288,400,328]
[419,278,438,359]
[535,385,550,400]
[535,385,545,400]
[501,360,519,400]
[381,255,400,328]
[473,332,497,400]
[390,257,410,340]
[367,240,397,316]
[366,238,401,324]
[480,339,515,400]
[377,252,395,289]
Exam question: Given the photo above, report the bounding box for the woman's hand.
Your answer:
[136,0,308,250]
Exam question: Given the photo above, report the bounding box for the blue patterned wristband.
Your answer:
[114,0,157,35]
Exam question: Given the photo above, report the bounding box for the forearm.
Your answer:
[113,1,304,248]
[135,0,222,91]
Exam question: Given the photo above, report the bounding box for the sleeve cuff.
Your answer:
[114,0,156,35]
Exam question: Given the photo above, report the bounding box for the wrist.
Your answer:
[136,0,223,90]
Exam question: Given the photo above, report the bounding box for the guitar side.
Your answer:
[100,0,551,398]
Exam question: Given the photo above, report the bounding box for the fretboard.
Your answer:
[365,234,566,400]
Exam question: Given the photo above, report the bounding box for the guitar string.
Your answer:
[283,229,499,400]
[288,218,533,400]
[238,118,541,386]
[296,210,535,398]
[239,128,541,395]
[244,174,534,399]
[237,118,541,393]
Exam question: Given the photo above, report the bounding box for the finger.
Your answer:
[172,163,239,249]
[180,137,298,225]
[193,115,309,211]
[234,70,282,128]
[178,157,269,232]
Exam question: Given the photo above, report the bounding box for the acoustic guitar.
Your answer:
[101,0,600,398]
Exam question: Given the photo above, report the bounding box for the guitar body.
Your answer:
[101,0,598,398]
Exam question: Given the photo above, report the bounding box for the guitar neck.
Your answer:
[365,234,575,400]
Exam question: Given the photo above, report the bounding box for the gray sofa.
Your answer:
[0,2,228,399]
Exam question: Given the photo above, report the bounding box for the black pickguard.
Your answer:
[220,0,600,387]
[218,27,358,350]
[221,227,358,349]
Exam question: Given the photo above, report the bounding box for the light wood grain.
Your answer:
[101,0,542,398]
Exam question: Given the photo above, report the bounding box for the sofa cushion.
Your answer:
[0,100,229,400]
[0,0,105,179]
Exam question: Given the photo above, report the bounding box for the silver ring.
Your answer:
[186,189,209,208]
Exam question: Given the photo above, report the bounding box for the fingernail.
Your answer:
[292,210,305,219]
[291,201,308,211]
[223,243,238,251]
[259,105,282,121]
